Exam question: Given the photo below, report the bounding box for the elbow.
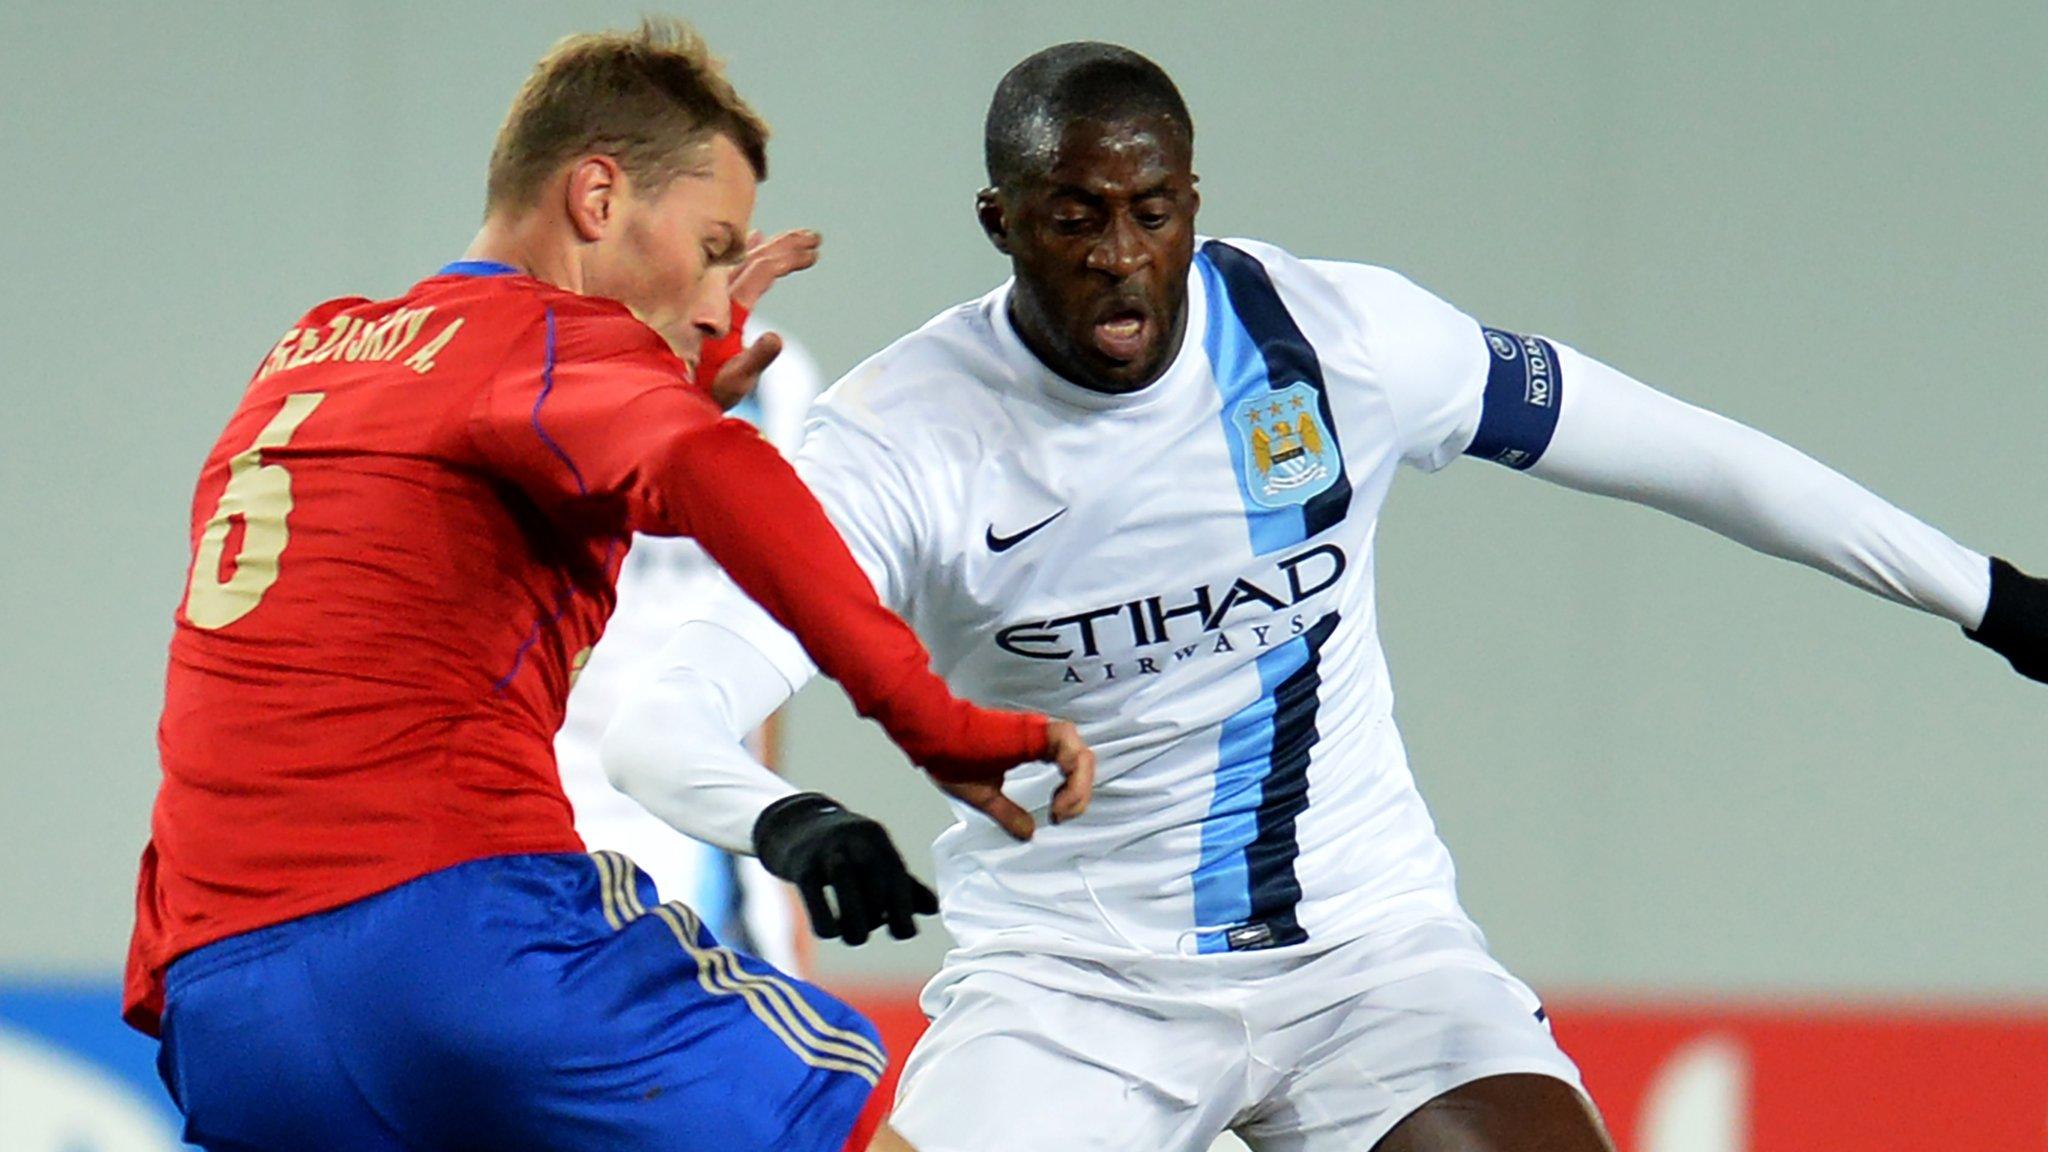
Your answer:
[600,692,664,799]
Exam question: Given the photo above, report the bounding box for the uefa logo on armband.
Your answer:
[1233,382,1343,509]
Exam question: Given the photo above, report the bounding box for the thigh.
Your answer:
[173,852,882,1152]
[157,930,414,1152]
[1239,955,1591,1152]
[1372,1074,1612,1152]
[467,852,884,1152]
[890,962,1242,1152]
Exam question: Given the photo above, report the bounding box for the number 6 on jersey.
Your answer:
[184,392,326,629]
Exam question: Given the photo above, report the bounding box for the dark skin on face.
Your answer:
[977,115,1200,394]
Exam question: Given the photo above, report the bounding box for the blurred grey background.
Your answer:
[1,1,2041,997]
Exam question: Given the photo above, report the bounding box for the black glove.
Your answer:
[752,792,939,946]
[1966,557,2048,683]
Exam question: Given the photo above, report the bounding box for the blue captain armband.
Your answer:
[1463,328,1563,470]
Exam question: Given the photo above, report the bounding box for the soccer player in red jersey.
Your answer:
[128,20,1091,1152]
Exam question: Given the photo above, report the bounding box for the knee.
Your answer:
[1374,1073,1613,1152]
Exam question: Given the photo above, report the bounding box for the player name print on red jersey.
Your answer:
[252,303,468,381]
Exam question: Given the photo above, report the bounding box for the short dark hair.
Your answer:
[486,17,769,215]
[983,42,1192,191]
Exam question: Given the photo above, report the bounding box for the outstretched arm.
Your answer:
[1303,256,2047,683]
[1523,342,2048,678]
[1530,343,1989,626]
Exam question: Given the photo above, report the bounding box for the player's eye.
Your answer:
[1051,216,1094,236]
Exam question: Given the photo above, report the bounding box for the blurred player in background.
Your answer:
[127,20,1089,1152]
[606,42,2048,1152]
[557,292,826,972]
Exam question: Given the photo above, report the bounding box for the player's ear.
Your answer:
[975,188,1012,256]
[565,155,622,243]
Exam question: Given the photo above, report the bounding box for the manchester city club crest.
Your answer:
[1233,382,1342,509]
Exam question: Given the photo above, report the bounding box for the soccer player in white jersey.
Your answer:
[555,300,824,970]
[603,43,2048,1152]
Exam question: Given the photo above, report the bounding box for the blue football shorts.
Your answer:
[154,851,884,1152]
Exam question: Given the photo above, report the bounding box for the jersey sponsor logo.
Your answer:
[994,542,1346,682]
[1232,382,1343,510]
[985,508,1067,553]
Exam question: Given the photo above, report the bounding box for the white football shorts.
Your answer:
[891,916,1585,1152]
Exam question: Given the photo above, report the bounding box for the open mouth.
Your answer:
[1090,308,1149,363]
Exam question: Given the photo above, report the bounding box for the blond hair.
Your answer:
[484,17,769,214]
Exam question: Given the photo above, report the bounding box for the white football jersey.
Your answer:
[727,237,1572,960]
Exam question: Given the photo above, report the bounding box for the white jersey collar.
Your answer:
[986,256,1210,414]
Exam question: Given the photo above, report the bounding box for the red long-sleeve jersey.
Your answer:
[127,263,1047,1033]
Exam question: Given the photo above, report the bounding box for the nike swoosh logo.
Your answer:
[985,508,1067,553]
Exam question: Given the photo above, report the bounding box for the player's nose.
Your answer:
[1085,215,1149,279]
[689,267,736,340]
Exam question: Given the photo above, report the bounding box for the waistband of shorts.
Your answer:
[165,851,600,990]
